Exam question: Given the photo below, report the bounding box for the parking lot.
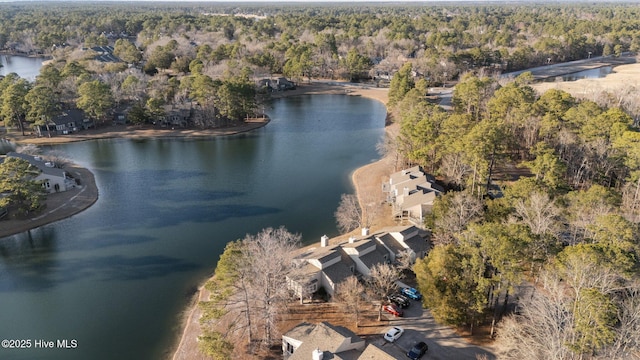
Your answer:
[374,297,496,360]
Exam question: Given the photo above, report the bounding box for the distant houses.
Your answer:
[288,225,430,298]
[257,77,296,92]
[159,104,192,128]
[34,109,94,137]
[86,45,121,63]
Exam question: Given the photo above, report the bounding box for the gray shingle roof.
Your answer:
[284,322,364,360]
[7,152,66,178]
[403,234,430,254]
[342,238,376,253]
[359,246,389,270]
[357,343,398,359]
[52,109,85,126]
[400,190,437,210]
[323,260,355,286]
[375,233,405,254]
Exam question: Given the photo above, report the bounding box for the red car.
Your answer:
[382,303,403,317]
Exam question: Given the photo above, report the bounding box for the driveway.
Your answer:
[374,299,496,360]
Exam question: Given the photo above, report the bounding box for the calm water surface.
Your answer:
[0,94,386,359]
[543,65,614,82]
[0,55,45,81]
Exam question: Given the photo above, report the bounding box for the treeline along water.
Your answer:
[0,94,386,359]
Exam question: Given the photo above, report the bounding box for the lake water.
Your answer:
[542,66,614,82]
[0,55,45,81]
[0,94,386,359]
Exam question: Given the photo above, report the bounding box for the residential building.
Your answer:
[5,152,76,193]
[159,104,192,128]
[288,226,430,298]
[358,343,398,360]
[282,322,365,360]
[35,109,87,137]
[383,166,444,226]
[282,322,399,360]
[113,106,130,125]
[88,45,121,63]
[257,77,296,92]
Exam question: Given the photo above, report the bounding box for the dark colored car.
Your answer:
[387,294,410,308]
[382,303,403,317]
[396,292,411,303]
[407,341,428,359]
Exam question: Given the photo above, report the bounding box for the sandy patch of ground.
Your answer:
[5,118,270,146]
[531,62,640,96]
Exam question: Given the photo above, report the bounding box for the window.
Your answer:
[350,265,355,273]
[285,341,295,354]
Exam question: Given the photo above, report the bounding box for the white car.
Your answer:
[383,326,405,342]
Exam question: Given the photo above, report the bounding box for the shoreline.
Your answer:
[169,82,391,360]
[3,80,390,359]
[0,118,274,239]
[0,164,98,239]
[4,117,271,146]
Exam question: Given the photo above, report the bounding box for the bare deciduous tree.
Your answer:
[440,152,472,189]
[395,249,415,274]
[16,144,40,155]
[434,191,483,245]
[496,273,575,360]
[335,192,380,234]
[335,193,362,234]
[497,270,640,360]
[512,191,561,237]
[242,227,301,349]
[335,276,365,327]
[366,262,401,321]
[376,126,403,171]
[621,180,640,223]
[46,150,72,169]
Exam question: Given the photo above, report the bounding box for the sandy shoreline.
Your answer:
[0,80,390,359]
[169,82,391,360]
[168,62,640,359]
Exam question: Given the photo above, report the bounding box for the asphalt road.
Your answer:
[375,298,496,360]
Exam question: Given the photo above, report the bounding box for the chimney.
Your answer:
[321,235,329,247]
[312,348,324,360]
[361,227,369,236]
[348,236,356,244]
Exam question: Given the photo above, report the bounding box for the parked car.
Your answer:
[396,292,411,303]
[401,287,422,300]
[383,326,405,342]
[387,294,410,308]
[406,341,428,359]
[382,303,403,317]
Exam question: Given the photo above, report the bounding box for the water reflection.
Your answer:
[0,94,386,360]
[0,55,45,81]
[543,66,613,82]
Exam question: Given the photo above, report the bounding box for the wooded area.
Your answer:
[3,2,640,133]
[389,65,640,360]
